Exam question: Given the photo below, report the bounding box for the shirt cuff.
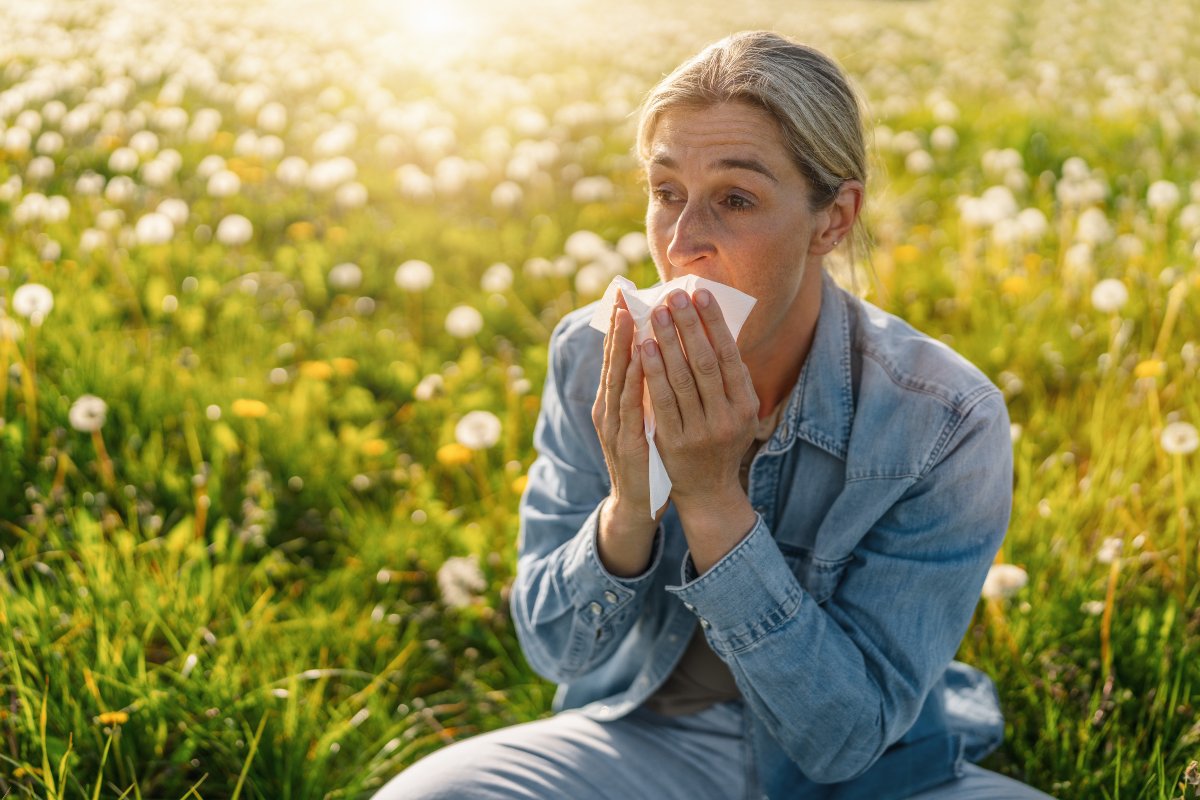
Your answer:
[666,515,803,654]
[562,497,663,623]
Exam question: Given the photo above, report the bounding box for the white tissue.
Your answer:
[589,275,757,518]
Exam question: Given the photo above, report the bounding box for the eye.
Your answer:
[723,193,754,212]
[650,186,682,204]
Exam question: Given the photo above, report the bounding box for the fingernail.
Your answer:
[643,340,659,359]
[654,306,670,326]
[695,289,711,308]
[670,290,689,309]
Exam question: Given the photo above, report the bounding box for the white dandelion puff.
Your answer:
[215,214,253,246]
[455,410,502,450]
[1161,421,1199,455]
[445,305,483,338]
[981,563,1028,600]
[437,555,486,609]
[69,394,108,433]
[1090,279,1128,313]
[12,283,54,324]
[395,260,434,292]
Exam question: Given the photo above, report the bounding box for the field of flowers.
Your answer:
[1,0,1198,796]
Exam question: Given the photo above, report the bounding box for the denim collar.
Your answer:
[765,269,854,461]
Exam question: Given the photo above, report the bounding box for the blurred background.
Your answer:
[1,0,1198,796]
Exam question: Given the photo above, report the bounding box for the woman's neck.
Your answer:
[742,266,823,420]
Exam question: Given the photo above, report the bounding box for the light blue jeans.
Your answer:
[375,701,1055,799]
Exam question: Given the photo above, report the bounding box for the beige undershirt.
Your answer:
[642,400,786,717]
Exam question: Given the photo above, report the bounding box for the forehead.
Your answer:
[646,101,795,173]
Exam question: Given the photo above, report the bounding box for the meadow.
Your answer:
[0,0,1198,796]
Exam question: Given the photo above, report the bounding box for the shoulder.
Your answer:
[847,292,999,416]
[547,302,606,404]
[842,291,1007,477]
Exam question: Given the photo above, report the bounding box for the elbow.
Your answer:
[508,581,591,684]
[787,701,889,784]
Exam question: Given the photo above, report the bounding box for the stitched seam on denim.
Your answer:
[920,388,999,476]
[858,346,994,414]
[718,590,804,655]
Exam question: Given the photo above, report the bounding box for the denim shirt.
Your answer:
[512,269,1011,799]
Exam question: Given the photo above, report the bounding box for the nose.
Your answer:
[665,199,717,274]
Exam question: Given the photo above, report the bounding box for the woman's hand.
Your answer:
[641,287,759,571]
[591,294,662,576]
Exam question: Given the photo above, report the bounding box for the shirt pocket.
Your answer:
[776,543,853,605]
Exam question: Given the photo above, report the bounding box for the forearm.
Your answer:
[512,496,663,683]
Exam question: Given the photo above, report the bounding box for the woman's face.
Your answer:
[643,101,837,359]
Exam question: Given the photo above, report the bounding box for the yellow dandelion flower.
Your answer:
[1022,253,1042,271]
[213,131,234,149]
[511,474,529,495]
[298,360,334,380]
[893,244,920,264]
[327,226,348,244]
[437,443,473,467]
[1001,275,1029,297]
[231,398,269,419]
[287,221,315,241]
[97,710,129,726]
[332,357,357,376]
[1135,359,1165,379]
[362,438,388,457]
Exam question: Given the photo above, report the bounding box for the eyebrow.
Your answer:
[650,153,779,184]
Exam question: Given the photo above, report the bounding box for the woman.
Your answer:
[381,31,1053,799]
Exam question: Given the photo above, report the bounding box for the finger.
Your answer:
[604,308,634,425]
[666,289,726,413]
[640,338,682,436]
[594,300,618,423]
[694,288,757,409]
[617,345,646,445]
[650,295,703,422]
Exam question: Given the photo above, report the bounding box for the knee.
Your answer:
[370,747,479,800]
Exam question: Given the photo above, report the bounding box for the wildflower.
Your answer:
[96,710,129,726]
[108,147,139,173]
[904,149,934,175]
[1096,537,1123,564]
[1075,208,1111,245]
[617,231,649,263]
[335,181,368,209]
[134,212,174,245]
[69,395,108,432]
[157,198,189,226]
[1090,279,1128,312]
[491,181,523,209]
[455,410,502,450]
[413,374,443,401]
[437,555,486,608]
[572,175,615,203]
[231,398,269,419]
[361,438,388,457]
[12,283,54,324]
[331,357,357,376]
[1134,359,1165,379]
[328,262,363,290]
[564,230,609,262]
[1080,600,1105,616]
[286,221,315,240]
[277,156,309,188]
[981,563,1027,600]
[445,305,484,338]
[207,169,241,198]
[298,360,334,380]
[481,262,513,293]
[215,214,253,246]
[395,260,434,292]
[436,443,472,466]
[181,653,198,678]
[1146,180,1180,212]
[1000,275,1029,297]
[1160,421,1199,455]
[512,474,529,495]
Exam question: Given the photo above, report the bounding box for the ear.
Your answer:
[810,179,864,256]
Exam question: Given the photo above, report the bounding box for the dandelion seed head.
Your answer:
[1161,421,1199,455]
[1090,279,1128,313]
[445,305,483,338]
[981,563,1028,600]
[12,283,54,323]
[437,555,486,608]
[395,260,434,292]
[69,394,108,432]
[455,410,502,450]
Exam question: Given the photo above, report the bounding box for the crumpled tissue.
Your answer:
[588,274,757,518]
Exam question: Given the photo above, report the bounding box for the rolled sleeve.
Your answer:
[563,497,664,619]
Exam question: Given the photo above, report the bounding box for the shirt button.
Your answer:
[699,617,710,629]
[603,590,618,604]
[683,601,695,612]
[588,602,603,616]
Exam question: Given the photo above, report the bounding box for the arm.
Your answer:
[667,390,1012,782]
[510,315,665,684]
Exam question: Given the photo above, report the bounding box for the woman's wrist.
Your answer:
[596,494,659,578]
[675,487,758,576]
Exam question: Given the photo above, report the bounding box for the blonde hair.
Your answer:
[636,31,869,275]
